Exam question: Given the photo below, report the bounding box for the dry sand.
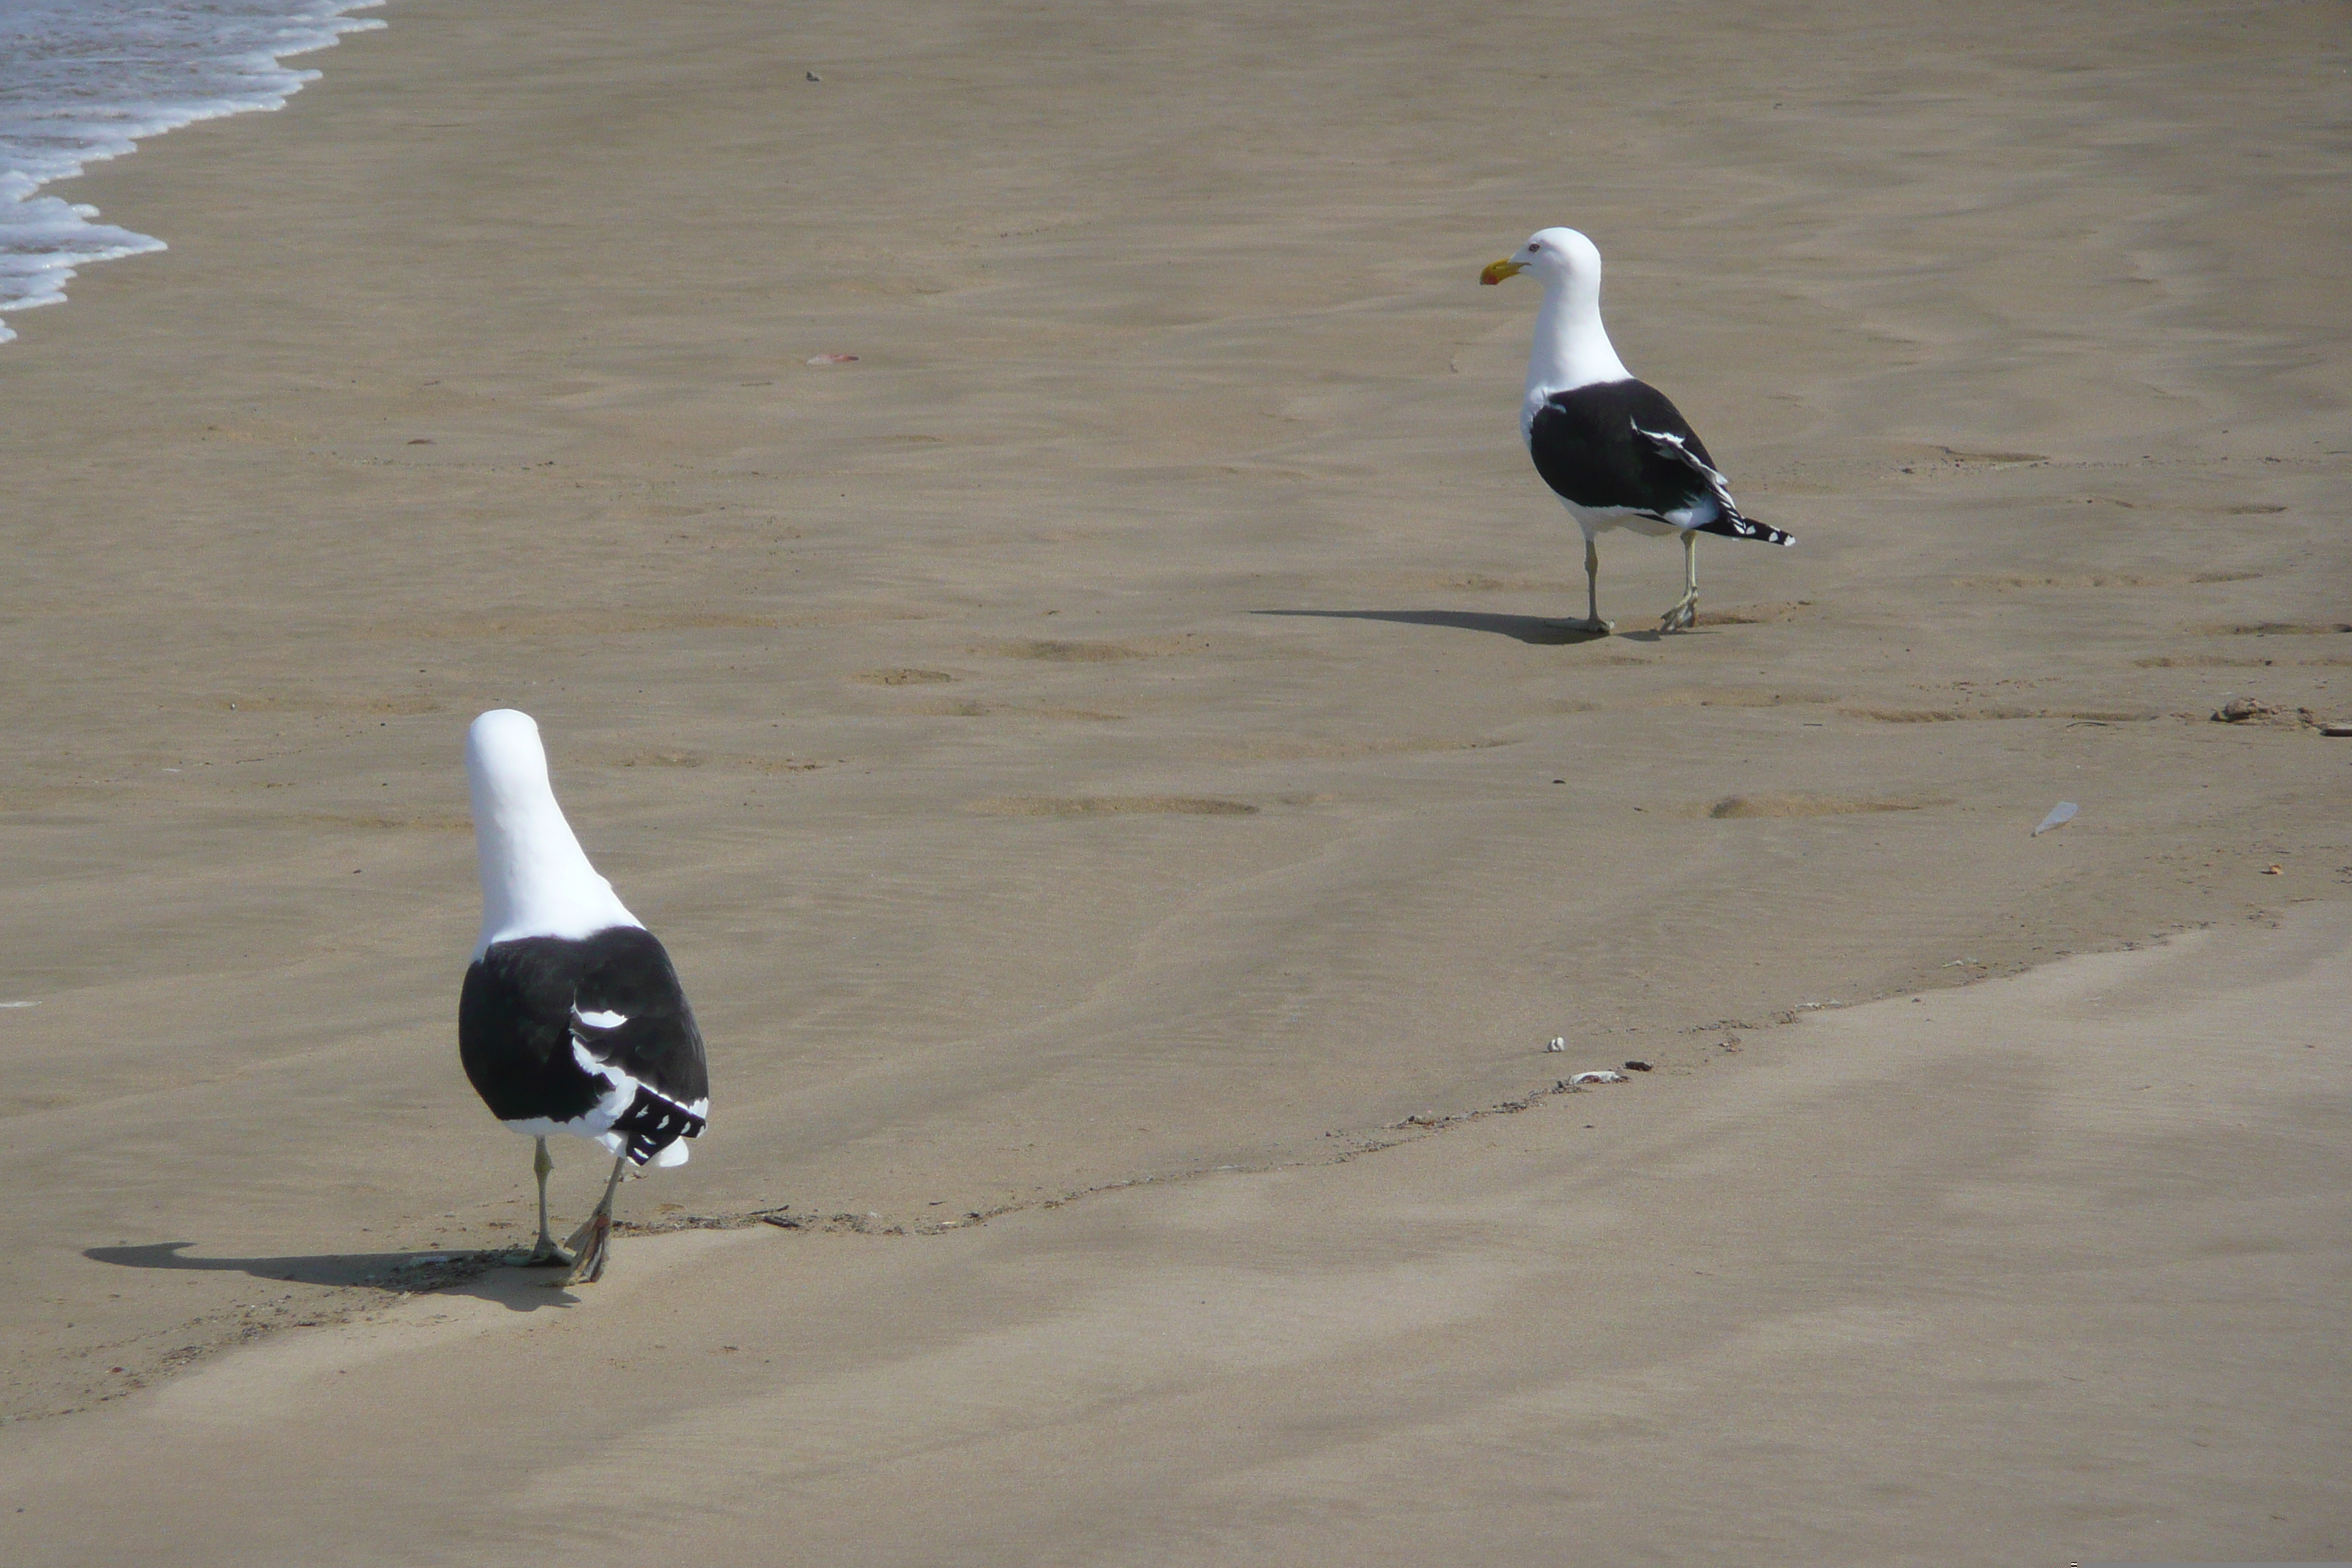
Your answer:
[1,0,2347,1561]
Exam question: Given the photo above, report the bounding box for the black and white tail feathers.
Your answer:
[1632,422,1793,546]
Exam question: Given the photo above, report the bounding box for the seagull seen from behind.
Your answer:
[459,709,710,1286]
[1482,227,1791,633]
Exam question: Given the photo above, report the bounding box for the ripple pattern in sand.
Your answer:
[965,796,1259,818]
[1695,794,1946,820]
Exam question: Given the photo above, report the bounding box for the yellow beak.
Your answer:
[1480,257,1525,286]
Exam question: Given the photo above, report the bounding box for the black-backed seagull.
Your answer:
[1482,227,1791,632]
[458,709,710,1286]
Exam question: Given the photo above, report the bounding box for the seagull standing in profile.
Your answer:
[1482,227,1791,633]
[458,709,709,1286]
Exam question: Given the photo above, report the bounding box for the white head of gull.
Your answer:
[465,708,640,959]
[1481,226,1632,437]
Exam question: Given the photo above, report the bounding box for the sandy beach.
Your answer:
[1,0,2346,1561]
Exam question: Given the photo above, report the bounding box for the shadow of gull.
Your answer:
[1253,609,1614,646]
[86,1240,573,1312]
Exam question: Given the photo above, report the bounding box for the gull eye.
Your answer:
[1528,243,1542,252]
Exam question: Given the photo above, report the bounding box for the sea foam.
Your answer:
[0,0,384,343]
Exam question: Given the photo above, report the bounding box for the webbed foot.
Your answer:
[557,1210,611,1286]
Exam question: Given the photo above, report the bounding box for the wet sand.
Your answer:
[1,0,2347,1560]
[8,912,2349,1564]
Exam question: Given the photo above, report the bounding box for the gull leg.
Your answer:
[519,1137,573,1267]
[1568,535,1613,633]
[1660,532,1699,632]
[557,1150,629,1287]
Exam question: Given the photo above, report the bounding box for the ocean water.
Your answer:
[0,0,383,343]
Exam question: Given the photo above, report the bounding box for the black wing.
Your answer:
[1530,380,1793,545]
[557,926,709,1109]
[460,925,709,1160]
[1529,380,1716,517]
